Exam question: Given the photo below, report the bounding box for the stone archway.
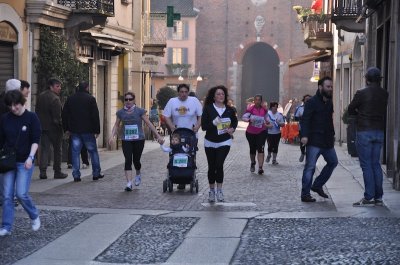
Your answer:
[240,42,280,109]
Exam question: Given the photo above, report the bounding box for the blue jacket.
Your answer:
[301,89,335,148]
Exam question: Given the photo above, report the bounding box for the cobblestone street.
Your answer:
[1,123,400,265]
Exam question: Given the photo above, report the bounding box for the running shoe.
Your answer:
[353,198,375,207]
[125,185,132,192]
[135,175,141,186]
[258,168,264,175]
[32,217,41,231]
[208,190,215,203]
[299,154,305,162]
[266,154,271,163]
[250,162,256,173]
[216,190,224,202]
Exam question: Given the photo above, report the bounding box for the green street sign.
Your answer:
[167,6,181,27]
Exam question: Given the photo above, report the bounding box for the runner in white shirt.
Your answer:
[163,84,202,132]
[163,84,202,189]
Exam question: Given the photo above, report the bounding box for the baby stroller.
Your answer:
[162,128,199,193]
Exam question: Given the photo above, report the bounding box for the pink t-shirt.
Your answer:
[244,105,269,134]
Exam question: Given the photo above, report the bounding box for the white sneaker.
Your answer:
[134,175,141,186]
[208,190,215,203]
[82,164,89,169]
[216,190,224,202]
[0,228,11,236]
[32,217,41,231]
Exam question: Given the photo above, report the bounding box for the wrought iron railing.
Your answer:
[57,0,114,16]
[332,0,363,17]
[143,13,167,45]
[303,15,333,49]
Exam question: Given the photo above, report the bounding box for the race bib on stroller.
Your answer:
[217,118,231,135]
[173,154,189,167]
[124,124,139,140]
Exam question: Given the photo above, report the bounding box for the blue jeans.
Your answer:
[356,130,384,200]
[71,133,101,178]
[301,145,338,197]
[1,163,39,232]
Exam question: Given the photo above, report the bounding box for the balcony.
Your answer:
[303,14,333,50]
[142,13,167,56]
[332,0,365,32]
[57,0,114,16]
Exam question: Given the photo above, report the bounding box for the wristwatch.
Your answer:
[28,155,35,161]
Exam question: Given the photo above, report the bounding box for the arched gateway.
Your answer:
[241,42,280,108]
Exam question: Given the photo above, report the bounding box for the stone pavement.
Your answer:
[1,122,400,265]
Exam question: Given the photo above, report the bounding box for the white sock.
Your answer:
[127,181,132,187]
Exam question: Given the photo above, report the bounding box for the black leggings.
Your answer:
[205,146,230,184]
[246,131,267,154]
[122,140,145,171]
[267,133,281,153]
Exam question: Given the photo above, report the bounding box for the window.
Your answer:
[167,48,188,64]
[168,21,189,40]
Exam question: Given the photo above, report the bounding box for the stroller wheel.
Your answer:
[195,179,199,193]
[190,181,194,193]
[163,179,167,193]
[168,179,173,192]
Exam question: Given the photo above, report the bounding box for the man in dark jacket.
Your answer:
[62,81,103,182]
[300,76,338,202]
[348,67,388,207]
[36,78,68,179]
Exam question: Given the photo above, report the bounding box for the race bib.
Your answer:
[251,116,264,128]
[217,118,231,135]
[124,124,139,140]
[173,154,189,167]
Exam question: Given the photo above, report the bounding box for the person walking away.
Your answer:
[163,84,202,189]
[35,78,67,179]
[266,102,285,165]
[62,81,103,182]
[109,91,164,191]
[348,67,388,207]
[294,94,312,162]
[0,90,41,236]
[201,85,237,202]
[300,77,338,202]
[242,94,272,174]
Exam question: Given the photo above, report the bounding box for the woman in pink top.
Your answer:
[242,95,272,174]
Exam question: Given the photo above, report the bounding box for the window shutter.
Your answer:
[182,48,188,64]
[184,21,189,39]
[168,28,173,40]
[168,48,173,64]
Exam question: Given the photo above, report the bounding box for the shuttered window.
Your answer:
[0,42,14,92]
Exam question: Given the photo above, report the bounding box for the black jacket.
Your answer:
[62,90,100,134]
[347,84,388,131]
[301,89,335,148]
[201,104,238,143]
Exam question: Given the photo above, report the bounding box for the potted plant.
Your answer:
[293,6,313,23]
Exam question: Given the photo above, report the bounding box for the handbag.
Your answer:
[0,127,21,173]
[0,147,17,173]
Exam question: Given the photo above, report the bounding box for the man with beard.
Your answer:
[300,77,338,202]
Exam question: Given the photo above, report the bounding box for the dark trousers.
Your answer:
[205,146,230,184]
[246,131,267,154]
[122,140,145,171]
[267,133,281,153]
[68,136,89,165]
[39,130,63,173]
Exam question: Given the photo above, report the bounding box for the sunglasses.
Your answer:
[125,98,134,101]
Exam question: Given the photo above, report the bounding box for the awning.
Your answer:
[289,50,331,67]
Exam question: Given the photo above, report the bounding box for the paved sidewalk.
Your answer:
[1,121,399,265]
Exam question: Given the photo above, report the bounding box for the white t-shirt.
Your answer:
[267,110,285,134]
[163,96,203,129]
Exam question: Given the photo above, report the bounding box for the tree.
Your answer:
[35,26,89,103]
[156,86,177,109]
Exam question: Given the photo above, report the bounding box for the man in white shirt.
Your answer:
[163,84,202,132]
[163,84,202,190]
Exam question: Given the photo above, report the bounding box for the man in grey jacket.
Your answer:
[36,78,67,179]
